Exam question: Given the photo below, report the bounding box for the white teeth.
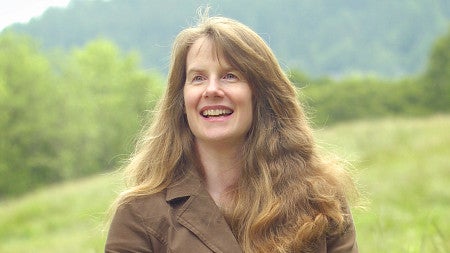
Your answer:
[202,109,232,117]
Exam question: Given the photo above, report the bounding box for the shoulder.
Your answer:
[121,191,170,218]
[106,191,175,252]
[111,191,172,245]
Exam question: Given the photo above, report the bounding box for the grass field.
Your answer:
[316,115,449,252]
[0,115,449,252]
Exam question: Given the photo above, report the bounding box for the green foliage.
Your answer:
[0,33,163,197]
[0,115,448,253]
[289,27,450,126]
[422,27,450,111]
[299,76,431,126]
[57,39,162,178]
[0,33,66,195]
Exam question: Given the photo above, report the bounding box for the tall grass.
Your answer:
[316,115,449,252]
[0,115,448,252]
[0,172,122,253]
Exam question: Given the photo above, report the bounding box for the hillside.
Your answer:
[4,0,450,77]
[0,115,448,253]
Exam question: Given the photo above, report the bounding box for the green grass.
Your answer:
[316,114,450,253]
[0,172,123,253]
[0,115,449,253]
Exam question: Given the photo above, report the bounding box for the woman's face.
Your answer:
[183,37,253,147]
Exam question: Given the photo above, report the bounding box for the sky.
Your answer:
[0,0,71,31]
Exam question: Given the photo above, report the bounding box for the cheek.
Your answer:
[183,88,197,116]
[240,89,254,127]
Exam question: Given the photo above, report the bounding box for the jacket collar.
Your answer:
[166,169,202,202]
[165,169,243,253]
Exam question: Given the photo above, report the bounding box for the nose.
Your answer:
[203,78,224,98]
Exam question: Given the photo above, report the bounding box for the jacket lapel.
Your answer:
[166,170,243,253]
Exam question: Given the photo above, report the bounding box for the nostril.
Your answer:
[203,88,224,98]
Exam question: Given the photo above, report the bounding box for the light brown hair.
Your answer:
[114,15,357,252]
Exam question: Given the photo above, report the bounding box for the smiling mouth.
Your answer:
[201,109,233,118]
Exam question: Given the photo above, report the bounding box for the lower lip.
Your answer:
[202,114,233,122]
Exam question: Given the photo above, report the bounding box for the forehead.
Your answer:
[186,37,231,69]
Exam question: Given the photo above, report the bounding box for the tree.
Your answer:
[0,34,163,197]
[59,38,163,178]
[0,33,66,196]
[422,27,450,111]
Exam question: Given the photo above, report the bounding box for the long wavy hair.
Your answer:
[114,15,357,252]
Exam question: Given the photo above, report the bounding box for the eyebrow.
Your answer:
[186,66,238,76]
[186,67,203,76]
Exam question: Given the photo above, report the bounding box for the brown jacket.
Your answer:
[105,170,358,253]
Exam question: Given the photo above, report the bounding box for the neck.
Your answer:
[195,140,243,207]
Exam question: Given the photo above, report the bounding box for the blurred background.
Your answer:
[0,0,448,252]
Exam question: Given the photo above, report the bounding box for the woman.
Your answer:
[105,15,358,253]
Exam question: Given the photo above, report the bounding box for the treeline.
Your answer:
[0,32,162,197]
[1,27,449,197]
[291,26,450,126]
[9,0,450,77]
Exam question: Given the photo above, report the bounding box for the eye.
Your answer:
[223,73,238,80]
[192,75,205,83]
